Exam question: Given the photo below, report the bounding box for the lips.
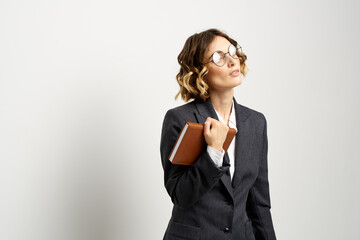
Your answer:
[229,69,239,76]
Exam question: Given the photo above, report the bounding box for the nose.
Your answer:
[225,53,236,67]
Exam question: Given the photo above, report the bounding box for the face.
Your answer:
[203,36,242,92]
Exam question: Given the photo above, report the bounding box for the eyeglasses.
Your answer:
[204,44,243,67]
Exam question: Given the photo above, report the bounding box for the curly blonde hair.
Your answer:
[175,28,248,102]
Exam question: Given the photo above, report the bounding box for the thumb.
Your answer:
[204,117,211,135]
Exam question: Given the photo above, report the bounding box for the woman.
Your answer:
[160,28,276,240]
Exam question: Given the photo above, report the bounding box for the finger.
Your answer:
[204,118,211,135]
[209,118,217,131]
[210,119,218,130]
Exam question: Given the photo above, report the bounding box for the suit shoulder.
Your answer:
[237,103,266,119]
[161,100,196,128]
[163,100,196,119]
[235,103,267,130]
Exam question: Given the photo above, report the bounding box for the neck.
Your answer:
[209,88,234,124]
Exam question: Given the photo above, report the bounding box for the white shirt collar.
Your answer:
[213,99,237,131]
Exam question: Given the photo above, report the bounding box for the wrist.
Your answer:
[210,145,223,152]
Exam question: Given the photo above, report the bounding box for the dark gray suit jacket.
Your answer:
[160,97,276,240]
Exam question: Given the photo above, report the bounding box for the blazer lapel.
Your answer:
[193,98,234,200]
[231,97,254,189]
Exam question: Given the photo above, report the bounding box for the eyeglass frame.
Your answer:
[203,44,243,67]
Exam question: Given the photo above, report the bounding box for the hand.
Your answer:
[203,117,229,152]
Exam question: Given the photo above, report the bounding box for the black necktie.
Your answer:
[223,152,231,176]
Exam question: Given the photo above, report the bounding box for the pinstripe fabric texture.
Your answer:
[160,97,276,240]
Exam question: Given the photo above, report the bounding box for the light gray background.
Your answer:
[0,0,359,239]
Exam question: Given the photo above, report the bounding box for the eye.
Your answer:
[229,44,236,56]
[212,52,221,63]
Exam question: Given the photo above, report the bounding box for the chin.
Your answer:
[233,76,243,86]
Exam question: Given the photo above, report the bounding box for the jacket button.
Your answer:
[223,227,231,233]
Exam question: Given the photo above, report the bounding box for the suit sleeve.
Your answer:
[246,114,277,240]
[160,109,229,209]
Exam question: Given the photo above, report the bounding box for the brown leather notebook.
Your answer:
[168,122,237,165]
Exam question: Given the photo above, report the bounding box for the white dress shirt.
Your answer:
[206,99,237,179]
